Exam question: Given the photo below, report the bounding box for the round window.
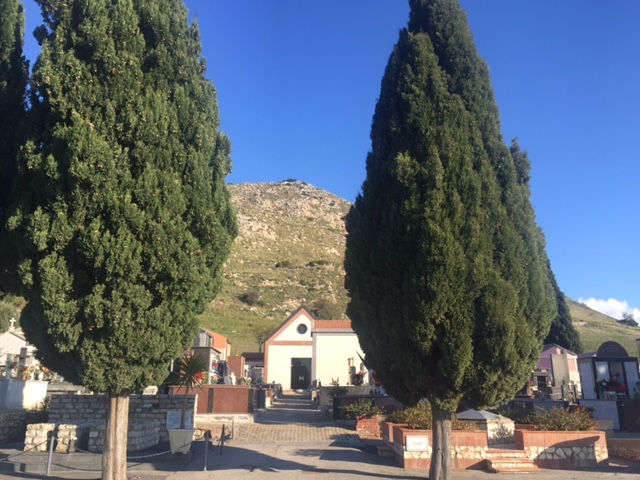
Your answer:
[297,323,308,334]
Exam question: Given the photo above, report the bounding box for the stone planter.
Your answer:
[514,429,608,468]
[356,416,382,440]
[168,428,194,454]
[391,425,488,470]
[381,422,406,447]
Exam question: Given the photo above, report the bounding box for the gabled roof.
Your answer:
[266,305,314,343]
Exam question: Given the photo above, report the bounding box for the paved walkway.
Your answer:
[234,391,357,443]
[0,392,638,479]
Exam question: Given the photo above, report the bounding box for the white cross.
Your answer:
[9,318,16,331]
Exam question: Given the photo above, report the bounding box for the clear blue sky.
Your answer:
[20,1,639,320]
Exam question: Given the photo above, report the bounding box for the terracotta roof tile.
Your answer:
[313,320,352,330]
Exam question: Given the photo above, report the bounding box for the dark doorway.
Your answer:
[291,358,311,390]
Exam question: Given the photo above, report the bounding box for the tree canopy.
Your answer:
[0,0,28,292]
[344,2,556,477]
[9,0,236,403]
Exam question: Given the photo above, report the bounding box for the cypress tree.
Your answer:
[0,0,28,292]
[509,140,582,354]
[545,272,583,353]
[8,1,236,478]
[344,2,555,479]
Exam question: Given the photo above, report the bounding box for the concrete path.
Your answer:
[0,392,638,479]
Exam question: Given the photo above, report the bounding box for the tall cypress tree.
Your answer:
[509,141,582,354]
[344,2,554,479]
[0,0,28,292]
[8,1,236,478]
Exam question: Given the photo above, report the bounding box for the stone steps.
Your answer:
[487,446,538,473]
[487,457,539,473]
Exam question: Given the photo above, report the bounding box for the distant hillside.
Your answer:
[567,298,639,357]
[199,180,640,358]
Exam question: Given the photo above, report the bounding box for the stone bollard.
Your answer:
[24,423,55,452]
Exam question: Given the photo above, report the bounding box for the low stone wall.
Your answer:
[514,429,608,468]
[0,410,28,444]
[24,423,55,452]
[48,393,194,443]
[89,420,160,453]
[25,420,160,453]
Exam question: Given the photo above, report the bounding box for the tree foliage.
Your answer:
[544,267,583,352]
[9,0,236,404]
[618,312,638,328]
[0,0,28,292]
[344,1,555,477]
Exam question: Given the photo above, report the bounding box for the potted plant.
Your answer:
[169,353,208,454]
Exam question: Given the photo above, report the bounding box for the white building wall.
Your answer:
[313,333,364,387]
[272,315,313,342]
[266,344,312,389]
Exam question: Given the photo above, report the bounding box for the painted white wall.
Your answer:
[266,344,312,389]
[312,332,364,387]
[272,315,313,342]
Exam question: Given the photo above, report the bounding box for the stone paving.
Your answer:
[233,391,359,444]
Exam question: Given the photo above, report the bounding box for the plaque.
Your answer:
[406,436,429,452]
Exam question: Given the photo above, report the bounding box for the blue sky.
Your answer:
[20,1,639,320]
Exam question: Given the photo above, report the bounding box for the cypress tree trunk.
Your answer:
[429,403,452,480]
[102,395,129,480]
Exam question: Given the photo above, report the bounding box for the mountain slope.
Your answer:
[567,298,639,356]
[199,180,351,353]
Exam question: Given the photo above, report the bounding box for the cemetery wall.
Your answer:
[48,393,195,444]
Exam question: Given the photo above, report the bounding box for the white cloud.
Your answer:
[578,297,640,320]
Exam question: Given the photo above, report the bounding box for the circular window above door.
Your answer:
[297,323,308,334]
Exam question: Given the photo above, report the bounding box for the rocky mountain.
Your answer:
[199,180,352,353]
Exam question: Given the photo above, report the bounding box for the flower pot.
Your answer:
[168,429,195,454]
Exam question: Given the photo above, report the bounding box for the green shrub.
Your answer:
[526,406,596,431]
[328,385,348,397]
[492,406,530,424]
[239,288,262,306]
[386,402,474,430]
[341,399,384,419]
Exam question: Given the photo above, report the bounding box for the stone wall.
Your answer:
[37,393,196,452]
[0,410,28,444]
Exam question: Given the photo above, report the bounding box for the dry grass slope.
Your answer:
[568,298,639,357]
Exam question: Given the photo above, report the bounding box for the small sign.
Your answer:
[406,436,429,452]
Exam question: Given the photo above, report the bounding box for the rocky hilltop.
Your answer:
[200,180,352,352]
